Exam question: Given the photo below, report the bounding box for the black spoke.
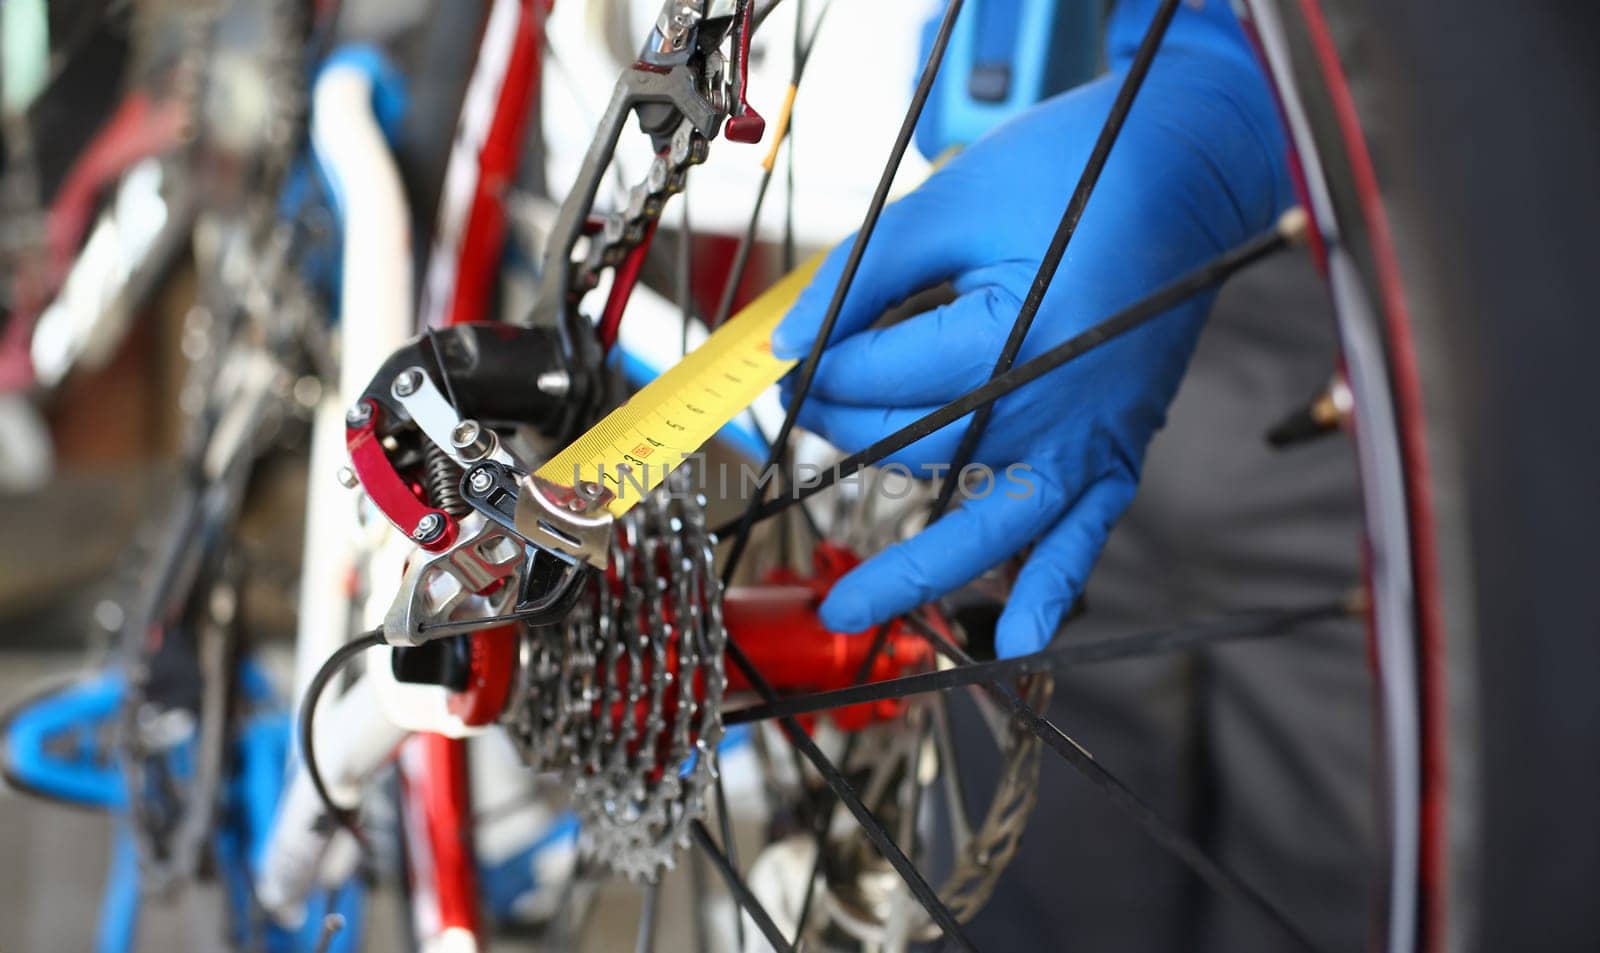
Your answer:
[710,154,775,333]
[789,621,894,946]
[782,0,802,274]
[784,770,825,946]
[929,0,1183,520]
[634,879,659,953]
[721,0,969,585]
[683,0,834,554]
[747,412,826,544]
[689,847,712,953]
[712,761,746,950]
[678,177,694,358]
[725,598,1352,725]
[712,213,1304,539]
[906,617,1329,953]
[708,0,834,331]
[724,637,980,951]
[690,820,797,953]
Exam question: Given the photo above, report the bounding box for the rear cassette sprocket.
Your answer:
[506,474,725,880]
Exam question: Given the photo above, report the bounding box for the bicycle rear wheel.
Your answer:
[1248,2,1600,950]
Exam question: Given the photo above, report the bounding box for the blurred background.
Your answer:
[0,1,948,948]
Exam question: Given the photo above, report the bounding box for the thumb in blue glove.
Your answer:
[771,0,1291,658]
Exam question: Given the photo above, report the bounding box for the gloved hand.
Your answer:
[771,0,1291,657]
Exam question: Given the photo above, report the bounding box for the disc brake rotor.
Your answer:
[822,668,1053,944]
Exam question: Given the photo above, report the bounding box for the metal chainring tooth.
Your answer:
[503,472,726,880]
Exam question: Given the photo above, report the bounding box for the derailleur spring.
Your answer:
[423,443,470,518]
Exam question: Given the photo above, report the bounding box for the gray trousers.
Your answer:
[961,252,1374,952]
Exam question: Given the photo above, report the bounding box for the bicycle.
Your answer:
[3,1,1597,951]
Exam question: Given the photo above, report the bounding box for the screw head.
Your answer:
[411,513,445,542]
[345,402,372,427]
[451,419,481,447]
[392,367,425,399]
[451,418,497,462]
[467,467,494,494]
[336,466,359,489]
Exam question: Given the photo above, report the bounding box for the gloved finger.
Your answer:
[805,279,1027,406]
[788,396,968,469]
[818,465,1074,633]
[771,188,965,360]
[995,473,1138,658]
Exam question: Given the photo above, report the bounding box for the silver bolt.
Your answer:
[392,367,425,399]
[536,369,571,398]
[336,466,359,489]
[345,402,372,427]
[411,513,445,542]
[577,480,605,501]
[467,467,494,494]
[451,419,498,462]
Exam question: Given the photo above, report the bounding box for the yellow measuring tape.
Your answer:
[535,252,825,517]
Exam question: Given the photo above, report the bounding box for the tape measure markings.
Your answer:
[536,252,825,518]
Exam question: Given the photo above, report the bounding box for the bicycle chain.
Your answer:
[571,117,710,299]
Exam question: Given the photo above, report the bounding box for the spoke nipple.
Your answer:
[1278,206,1312,245]
[1265,375,1353,448]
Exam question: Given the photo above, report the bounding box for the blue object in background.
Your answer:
[480,813,581,923]
[1,662,363,953]
[1,673,127,810]
[311,45,410,227]
[916,0,1105,158]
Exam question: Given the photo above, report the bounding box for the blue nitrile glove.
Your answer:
[771,0,1291,658]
